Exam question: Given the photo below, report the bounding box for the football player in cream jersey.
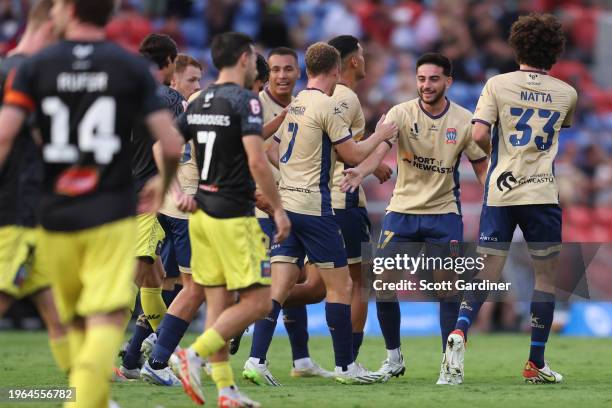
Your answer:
[341,53,488,383]
[327,35,394,363]
[243,48,334,385]
[443,14,577,385]
[262,42,398,385]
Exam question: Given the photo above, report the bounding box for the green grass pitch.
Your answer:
[1,331,611,407]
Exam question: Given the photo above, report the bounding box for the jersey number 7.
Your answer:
[197,131,216,180]
[280,122,299,163]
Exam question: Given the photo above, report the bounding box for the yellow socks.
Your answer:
[67,325,123,408]
[129,283,139,315]
[48,335,71,374]
[192,328,226,359]
[140,287,166,331]
[211,361,235,390]
[67,328,85,371]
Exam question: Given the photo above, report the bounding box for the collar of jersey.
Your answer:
[305,87,326,94]
[519,69,548,75]
[418,97,450,120]
[265,87,290,108]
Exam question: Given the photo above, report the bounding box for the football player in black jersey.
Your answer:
[119,33,184,380]
[138,54,204,386]
[0,1,182,406]
[174,32,290,407]
[0,0,69,375]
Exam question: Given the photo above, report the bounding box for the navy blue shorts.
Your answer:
[334,207,371,264]
[158,214,192,277]
[478,204,562,258]
[271,211,347,269]
[377,211,463,258]
[258,217,304,269]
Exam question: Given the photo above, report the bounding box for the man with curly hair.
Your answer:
[440,13,577,385]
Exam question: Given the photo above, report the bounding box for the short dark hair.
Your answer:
[175,54,203,75]
[268,47,298,62]
[211,32,254,70]
[139,34,178,70]
[305,42,340,77]
[509,13,565,70]
[256,53,270,83]
[66,0,115,27]
[416,53,453,76]
[328,35,359,60]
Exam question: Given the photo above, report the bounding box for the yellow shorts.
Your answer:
[189,210,270,291]
[0,226,49,299]
[135,213,165,261]
[37,218,137,324]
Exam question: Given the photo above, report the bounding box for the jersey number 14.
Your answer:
[42,96,121,164]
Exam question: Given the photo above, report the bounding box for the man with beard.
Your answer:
[340,53,488,384]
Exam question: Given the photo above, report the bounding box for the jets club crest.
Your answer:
[445,128,457,144]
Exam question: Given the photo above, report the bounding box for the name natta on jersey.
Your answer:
[330,83,367,209]
[255,87,292,219]
[386,98,486,215]
[473,70,577,206]
[275,88,352,216]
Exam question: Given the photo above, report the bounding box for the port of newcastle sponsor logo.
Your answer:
[401,151,454,173]
[445,128,457,144]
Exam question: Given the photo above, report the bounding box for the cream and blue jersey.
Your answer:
[473,70,577,206]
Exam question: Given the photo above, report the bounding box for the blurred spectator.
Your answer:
[594,154,612,206]
[0,0,22,54]
[258,0,289,48]
[556,141,589,206]
[355,0,393,46]
[321,0,361,40]
[206,0,239,39]
[107,1,153,53]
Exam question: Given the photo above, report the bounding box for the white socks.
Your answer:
[293,357,313,370]
[387,347,402,363]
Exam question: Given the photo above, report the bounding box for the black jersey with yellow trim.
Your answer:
[3,40,165,231]
[131,85,185,193]
[177,82,263,218]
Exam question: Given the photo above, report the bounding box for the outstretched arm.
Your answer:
[335,114,397,166]
[340,141,392,193]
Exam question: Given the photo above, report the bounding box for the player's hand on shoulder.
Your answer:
[255,189,274,216]
[138,175,164,214]
[373,163,393,184]
[173,190,197,213]
[340,168,364,193]
[375,114,398,140]
[273,209,291,243]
